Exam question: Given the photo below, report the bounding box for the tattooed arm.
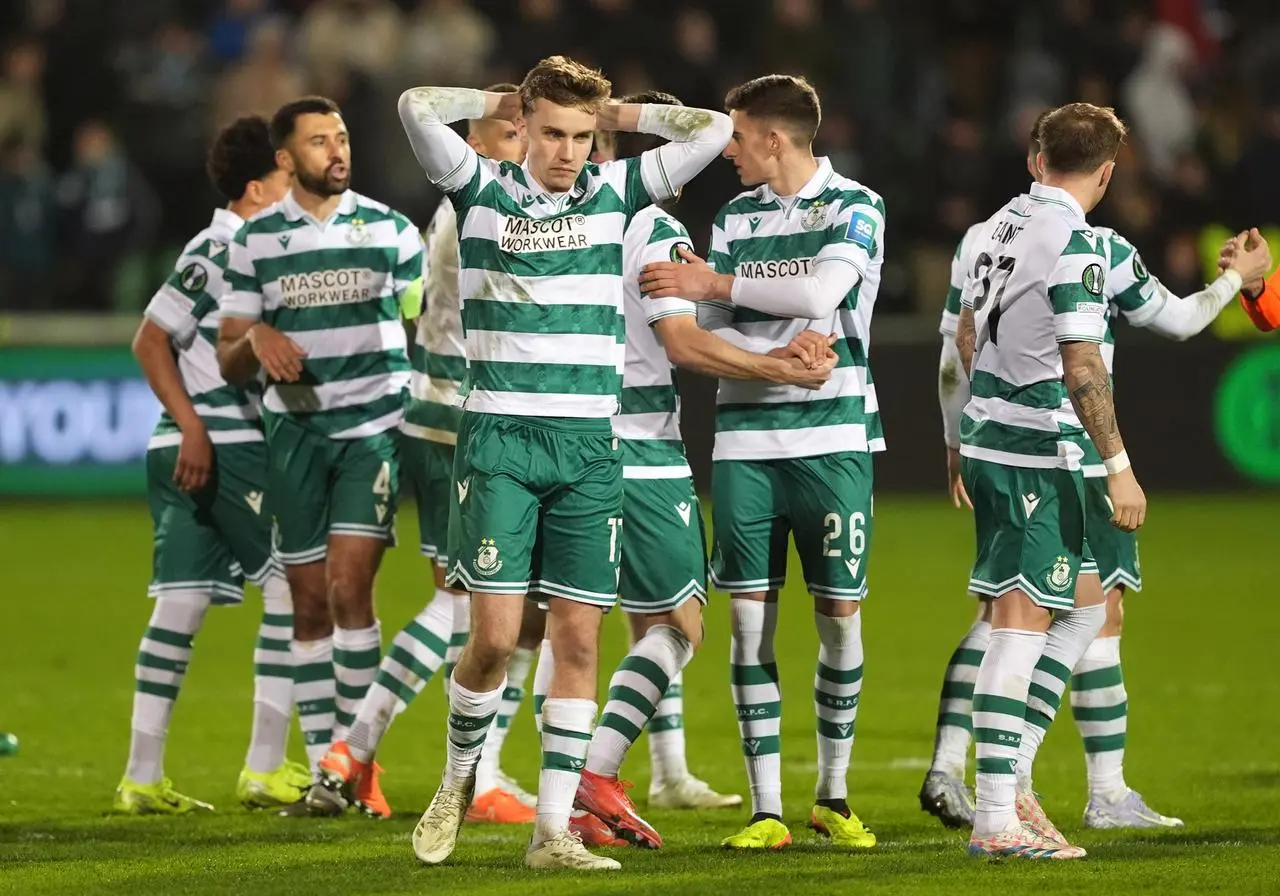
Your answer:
[955,305,976,375]
[1060,341,1146,532]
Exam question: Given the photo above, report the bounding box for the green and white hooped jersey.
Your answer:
[222,190,424,440]
[402,197,465,446]
[940,220,990,338]
[613,205,697,480]
[143,208,263,450]
[958,182,1110,471]
[441,154,662,419]
[702,157,886,461]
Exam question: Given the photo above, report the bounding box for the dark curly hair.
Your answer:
[206,115,277,202]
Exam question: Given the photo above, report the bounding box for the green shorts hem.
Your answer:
[618,580,707,615]
[1102,569,1142,592]
[967,574,1076,612]
[148,580,245,605]
[533,578,619,609]
[447,562,528,595]
[808,581,868,601]
[710,573,785,594]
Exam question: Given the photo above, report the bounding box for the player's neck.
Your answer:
[227,198,260,221]
[292,186,344,222]
[1037,175,1095,215]
[767,153,819,199]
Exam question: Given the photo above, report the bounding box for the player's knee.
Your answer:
[291,600,332,641]
[550,627,596,675]
[462,625,515,678]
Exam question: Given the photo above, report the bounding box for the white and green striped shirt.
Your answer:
[222,190,424,439]
[398,87,732,422]
[700,157,886,461]
[940,220,989,338]
[958,183,1110,470]
[144,208,263,450]
[402,197,466,446]
[614,206,697,479]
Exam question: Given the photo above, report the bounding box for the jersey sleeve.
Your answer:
[221,224,264,322]
[940,234,967,337]
[815,191,885,281]
[1049,229,1109,344]
[394,214,426,300]
[1104,233,1164,326]
[397,87,490,209]
[634,104,732,209]
[144,240,229,348]
[639,215,697,324]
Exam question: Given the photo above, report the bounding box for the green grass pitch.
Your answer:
[2,495,1278,894]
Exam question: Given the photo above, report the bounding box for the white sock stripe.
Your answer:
[138,638,194,662]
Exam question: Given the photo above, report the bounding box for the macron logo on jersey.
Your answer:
[498,214,590,253]
[278,268,376,308]
[735,257,815,279]
[846,211,877,249]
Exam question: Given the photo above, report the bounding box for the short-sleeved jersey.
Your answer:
[434,152,665,419]
[612,206,698,480]
[402,197,466,446]
[144,208,262,450]
[702,157,886,461]
[959,183,1110,471]
[940,221,991,338]
[222,190,423,440]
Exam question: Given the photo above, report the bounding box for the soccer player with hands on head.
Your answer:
[398,55,732,871]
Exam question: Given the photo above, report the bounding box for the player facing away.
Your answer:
[217,97,425,818]
[639,75,886,852]
[116,116,309,814]
[953,103,1145,860]
[318,84,542,825]
[924,110,1272,832]
[570,90,835,850]
[398,56,732,871]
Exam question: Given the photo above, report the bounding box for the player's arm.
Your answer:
[1241,269,1280,332]
[134,260,216,492]
[638,195,883,320]
[394,217,427,320]
[937,333,971,510]
[1052,235,1145,532]
[1123,232,1270,340]
[655,314,832,389]
[597,102,732,205]
[397,87,517,198]
[954,306,976,375]
[217,229,306,384]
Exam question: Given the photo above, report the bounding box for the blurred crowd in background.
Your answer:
[2,0,1280,316]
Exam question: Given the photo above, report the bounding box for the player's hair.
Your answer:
[269,96,342,149]
[1037,102,1127,175]
[612,91,683,160]
[1028,106,1055,154]
[469,83,519,133]
[519,55,612,115]
[724,74,821,144]
[206,115,277,202]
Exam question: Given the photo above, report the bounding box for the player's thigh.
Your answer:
[618,476,708,616]
[146,447,244,605]
[209,441,277,587]
[536,428,623,609]
[329,429,400,544]
[1083,475,1143,593]
[709,459,789,594]
[264,415,331,567]
[446,412,540,596]
[961,456,1086,612]
[402,435,455,568]
[786,452,874,603]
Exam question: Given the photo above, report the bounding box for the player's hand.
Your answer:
[639,247,728,301]
[491,90,522,122]
[174,422,213,493]
[1225,228,1272,290]
[248,323,307,382]
[778,352,836,390]
[1106,466,1146,533]
[769,330,837,368]
[946,447,972,510]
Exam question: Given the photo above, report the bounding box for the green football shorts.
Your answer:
[619,475,708,614]
[146,441,276,604]
[1083,475,1142,592]
[401,435,454,568]
[710,452,874,601]
[446,412,622,608]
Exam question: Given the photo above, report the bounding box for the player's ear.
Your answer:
[274,147,293,175]
[244,179,262,205]
[1098,159,1115,189]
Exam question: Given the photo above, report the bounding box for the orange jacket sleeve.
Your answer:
[1241,267,1280,332]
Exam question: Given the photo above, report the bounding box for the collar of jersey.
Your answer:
[519,160,589,212]
[1028,182,1085,220]
[280,189,357,225]
[211,206,244,238]
[757,156,834,204]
